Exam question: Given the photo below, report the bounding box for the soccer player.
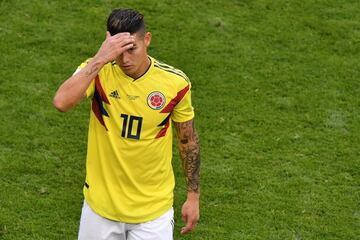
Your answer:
[53,8,200,240]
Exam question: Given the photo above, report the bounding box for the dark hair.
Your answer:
[107,8,146,36]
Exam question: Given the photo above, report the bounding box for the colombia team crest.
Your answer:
[147,91,166,110]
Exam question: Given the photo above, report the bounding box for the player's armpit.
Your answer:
[173,119,201,193]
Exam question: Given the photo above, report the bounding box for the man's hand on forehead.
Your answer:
[106,31,135,41]
[94,31,135,64]
[109,32,132,38]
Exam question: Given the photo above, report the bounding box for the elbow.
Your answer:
[53,96,69,112]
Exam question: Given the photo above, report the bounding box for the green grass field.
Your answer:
[1,0,359,239]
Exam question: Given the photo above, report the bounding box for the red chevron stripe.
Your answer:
[155,85,190,138]
[91,75,109,131]
[92,98,108,131]
[95,75,110,104]
[155,119,170,138]
[161,85,189,113]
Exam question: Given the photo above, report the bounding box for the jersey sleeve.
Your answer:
[73,59,95,98]
[171,82,195,123]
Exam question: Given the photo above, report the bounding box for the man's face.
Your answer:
[115,31,151,78]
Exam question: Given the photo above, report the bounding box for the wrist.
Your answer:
[187,191,200,201]
[92,55,107,67]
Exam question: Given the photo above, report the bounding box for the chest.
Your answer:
[98,77,176,140]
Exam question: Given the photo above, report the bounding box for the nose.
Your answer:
[120,51,130,64]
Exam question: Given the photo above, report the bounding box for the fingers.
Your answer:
[111,32,132,39]
[107,33,134,48]
[116,39,134,54]
[180,200,200,235]
[180,219,196,235]
[106,34,134,53]
[180,213,198,235]
[105,32,134,45]
[97,31,135,63]
[106,31,130,37]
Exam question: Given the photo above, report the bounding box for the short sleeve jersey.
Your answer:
[76,56,194,223]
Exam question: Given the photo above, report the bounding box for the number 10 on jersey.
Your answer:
[120,114,143,140]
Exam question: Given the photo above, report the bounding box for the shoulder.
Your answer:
[152,58,190,84]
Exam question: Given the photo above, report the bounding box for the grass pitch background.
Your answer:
[0,0,359,239]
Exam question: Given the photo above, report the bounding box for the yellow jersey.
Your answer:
[76,56,194,223]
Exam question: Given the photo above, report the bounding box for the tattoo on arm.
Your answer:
[84,66,99,76]
[174,120,200,193]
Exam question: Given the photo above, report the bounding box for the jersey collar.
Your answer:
[115,56,154,83]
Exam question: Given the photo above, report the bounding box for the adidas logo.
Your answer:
[109,90,120,99]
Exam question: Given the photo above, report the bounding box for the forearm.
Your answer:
[177,121,200,234]
[175,120,201,194]
[53,57,105,112]
[179,139,200,193]
[53,32,135,112]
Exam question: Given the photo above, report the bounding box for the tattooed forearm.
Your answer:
[84,65,99,76]
[83,59,104,77]
[174,120,201,193]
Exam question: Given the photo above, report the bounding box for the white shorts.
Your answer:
[78,201,174,240]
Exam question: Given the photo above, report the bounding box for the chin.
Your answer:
[123,69,138,78]
[123,69,134,75]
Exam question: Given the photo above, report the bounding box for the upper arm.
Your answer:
[173,119,197,145]
[171,82,195,123]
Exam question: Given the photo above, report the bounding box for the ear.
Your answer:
[144,32,152,47]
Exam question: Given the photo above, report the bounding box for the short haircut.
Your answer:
[107,8,146,36]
